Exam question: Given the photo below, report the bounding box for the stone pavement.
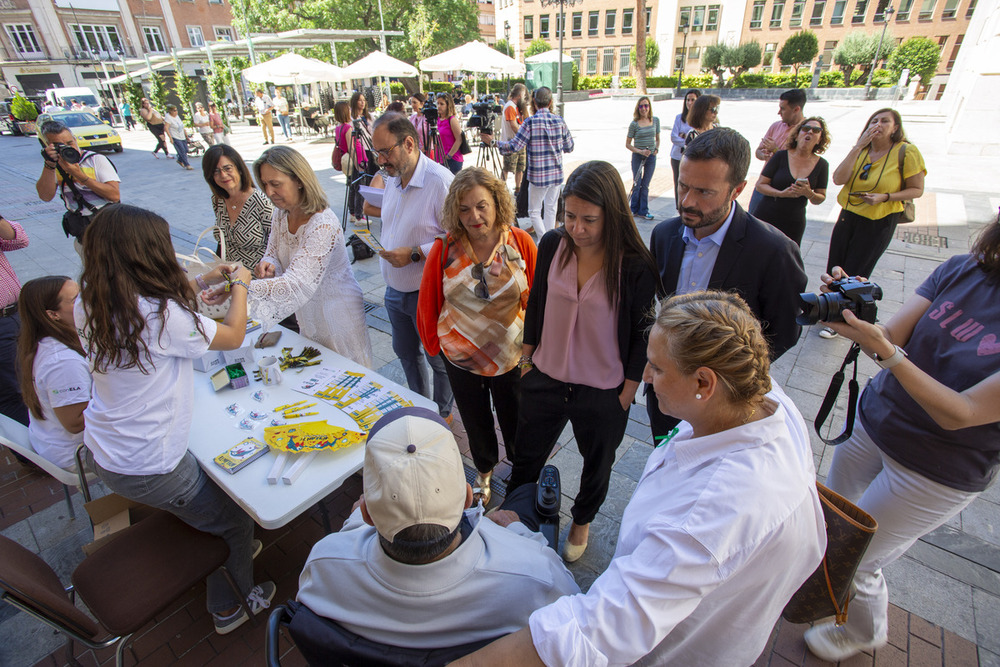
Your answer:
[0,97,997,666]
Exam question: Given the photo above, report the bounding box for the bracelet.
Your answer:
[44,163,56,171]
[195,274,209,291]
[517,355,533,370]
[229,279,250,292]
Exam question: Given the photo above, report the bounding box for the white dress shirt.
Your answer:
[379,152,453,292]
[529,382,826,667]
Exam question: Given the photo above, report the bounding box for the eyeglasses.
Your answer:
[800,125,822,134]
[710,107,719,114]
[859,162,872,181]
[373,141,403,159]
[470,263,490,299]
[638,103,650,108]
[214,165,237,177]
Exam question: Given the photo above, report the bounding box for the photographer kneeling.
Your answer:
[35,120,120,258]
[801,215,1000,663]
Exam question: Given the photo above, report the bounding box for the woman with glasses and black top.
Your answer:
[753,117,830,247]
[417,168,536,506]
[683,95,720,153]
[203,145,273,270]
[821,108,925,338]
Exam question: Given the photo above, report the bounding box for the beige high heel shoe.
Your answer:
[473,469,494,507]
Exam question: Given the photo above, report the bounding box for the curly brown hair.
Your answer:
[440,168,515,239]
[652,290,772,407]
[80,204,206,373]
[786,116,830,155]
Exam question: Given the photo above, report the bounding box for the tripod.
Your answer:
[475,124,503,178]
[341,118,377,232]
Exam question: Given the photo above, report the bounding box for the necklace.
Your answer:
[742,407,757,425]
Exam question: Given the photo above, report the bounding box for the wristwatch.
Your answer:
[410,246,421,264]
[872,344,907,369]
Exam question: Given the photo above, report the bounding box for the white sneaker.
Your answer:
[804,622,886,662]
[818,326,839,339]
[212,581,276,635]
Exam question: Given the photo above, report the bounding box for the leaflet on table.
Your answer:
[346,389,414,432]
[293,367,362,401]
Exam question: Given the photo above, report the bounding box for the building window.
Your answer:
[940,0,958,17]
[619,45,631,76]
[831,0,847,23]
[680,7,691,30]
[556,13,564,37]
[540,14,549,38]
[763,42,777,66]
[586,48,597,74]
[896,0,914,19]
[524,16,533,38]
[622,8,634,34]
[946,34,963,69]
[692,6,705,31]
[4,24,43,56]
[572,12,582,36]
[602,46,614,74]
[750,0,766,28]
[811,0,826,24]
[966,0,977,18]
[770,0,786,27]
[605,10,616,35]
[675,47,684,70]
[570,48,581,71]
[214,26,234,41]
[688,45,701,60]
[645,7,651,31]
[589,11,599,35]
[187,25,204,47]
[209,0,222,4]
[790,0,806,25]
[706,5,720,30]
[852,0,868,22]
[70,24,123,56]
[822,39,837,67]
[918,0,936,19]
[142,25,166,52]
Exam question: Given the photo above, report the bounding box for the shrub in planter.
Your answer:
[12,94,38,121]
[819,71,846,88]
[871,69,895,87]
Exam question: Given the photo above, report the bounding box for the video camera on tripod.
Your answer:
[467,96,502,131]
[420,98,438,123]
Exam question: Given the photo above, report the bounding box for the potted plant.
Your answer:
[11,94,39,135]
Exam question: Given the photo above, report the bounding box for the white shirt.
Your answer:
[379,152,452,292]
[164,113,186,140]
[529,382,826,667]
[75,298,217,475]
[254,94,273,114]
[193,110,212,133]
[274,96,289,115]
[28,337,91,470]
[57,152,119,213]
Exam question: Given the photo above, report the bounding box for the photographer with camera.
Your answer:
[35,120,120,258]
[799,215,1000,663]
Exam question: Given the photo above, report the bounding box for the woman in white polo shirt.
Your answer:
[75,203,272,635]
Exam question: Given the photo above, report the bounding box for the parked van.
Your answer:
[44,87,101,110]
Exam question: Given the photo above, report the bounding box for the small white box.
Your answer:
[193,350,225,373]
[223,344,256,367]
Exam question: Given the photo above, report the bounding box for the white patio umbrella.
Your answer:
[341,51,419,79]
[420,41,524,99]
[525,49,574,64]
[242,53,347,132]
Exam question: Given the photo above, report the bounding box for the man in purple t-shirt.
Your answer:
[748,89,806,215]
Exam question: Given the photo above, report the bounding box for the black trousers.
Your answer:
[671,157,681,202]
[0,314,28,426]
[507,368,629,526]
[443,358,520,474]
[827,209,901,278]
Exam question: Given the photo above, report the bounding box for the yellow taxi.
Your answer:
[36,110,123,153]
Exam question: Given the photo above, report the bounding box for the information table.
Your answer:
[187,326,435,529]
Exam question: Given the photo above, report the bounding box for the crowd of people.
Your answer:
[3,83,996,667]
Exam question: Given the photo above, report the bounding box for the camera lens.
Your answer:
[796,292,845,325]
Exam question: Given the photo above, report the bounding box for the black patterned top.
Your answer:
[211,189,273,269]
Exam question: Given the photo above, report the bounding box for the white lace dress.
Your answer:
[248,207,373,368]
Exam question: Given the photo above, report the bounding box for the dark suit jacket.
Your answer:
[649,203,807,361]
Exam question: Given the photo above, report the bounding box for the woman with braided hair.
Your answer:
[458,290,826,667]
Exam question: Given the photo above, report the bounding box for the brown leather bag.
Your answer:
[897,142,916,223]
[782,483,878,625]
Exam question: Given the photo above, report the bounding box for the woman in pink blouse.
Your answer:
[506,160,658,562]
[417,168,537,505]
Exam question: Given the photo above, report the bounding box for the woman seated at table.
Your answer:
[16,276,90,471]
[202,144,273,269]
[76,203,272,635]
[206,146,372,368]
[457,291,826,667]
[506,160,658,562]
[417,168,537,505]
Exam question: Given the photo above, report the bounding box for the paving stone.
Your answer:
[980,648,1000,667]
[955,498,1000,548]
[614,441,653,483]
[883,558,977,644]
[921,522,1000,577]
[905,539,1000,597]
[972,588,1000,654]
[942,629,980,667]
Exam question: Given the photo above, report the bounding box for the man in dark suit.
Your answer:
[647,127,807,441]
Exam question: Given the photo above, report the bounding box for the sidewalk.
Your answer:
[0,97,997,666]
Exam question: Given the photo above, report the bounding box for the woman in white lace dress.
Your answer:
[207,145,372,367]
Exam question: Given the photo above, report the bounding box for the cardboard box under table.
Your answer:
[186,326,435,530]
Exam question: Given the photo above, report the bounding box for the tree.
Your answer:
[11,94,38,121]
[778,30,818,78]
[525,38,551,59]
[494,39,513,58]
[888,36,941,86]
[832,31,893,85]
[148,71,169,113]
[207,67,230,131]
[630,37,659,74]
[171,55,200,119]
[702,44,728,87]
[635,0,648,93]
[701,42,760,88]
[407,1,439,92]
[122,75,144,115]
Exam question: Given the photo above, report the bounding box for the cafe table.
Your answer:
[187,326,435,530]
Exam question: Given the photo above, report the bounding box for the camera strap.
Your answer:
[57,162,98,215]
[814,343,861,446]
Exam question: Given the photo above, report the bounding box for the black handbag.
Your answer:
[458,130,472,155]
[782,483,878,625]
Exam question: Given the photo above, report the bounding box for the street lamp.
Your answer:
[675,22,689,97]
[865,2,895,98]
[540,0,581,116]
[504,20,512,95]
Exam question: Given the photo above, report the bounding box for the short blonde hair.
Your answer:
[252,145,328,216]
[652,291,771,405]
[440,168,515,239]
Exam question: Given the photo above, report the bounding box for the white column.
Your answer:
[28,0,73,58]
[113,0,142,56]
[157,0,182,49]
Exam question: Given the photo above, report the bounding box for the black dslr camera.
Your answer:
[797,277,882,326]
[467,97,502,130]
[42,142,82,164]
[421,98,438,123]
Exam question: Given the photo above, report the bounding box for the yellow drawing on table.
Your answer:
[264,421,367,453]
[313,371,365,401]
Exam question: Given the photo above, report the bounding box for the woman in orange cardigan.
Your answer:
[418,167,537,506]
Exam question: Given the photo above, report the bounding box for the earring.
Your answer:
[695,393,702,400]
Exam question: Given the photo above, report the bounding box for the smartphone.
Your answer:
[255,331,282,348]
[796,177,809,184]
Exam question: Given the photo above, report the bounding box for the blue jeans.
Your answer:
[384,286,454,416]
[278,114,291,138]
[0,314,28,425]
[172,137,190,167]
[446,156,463,174]
[748,188,763,216]
[630,152,656,215]
[86,450,255,614]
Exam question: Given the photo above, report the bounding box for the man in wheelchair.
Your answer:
[296,407,579,649]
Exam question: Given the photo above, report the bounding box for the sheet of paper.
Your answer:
[358,186,384,209]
